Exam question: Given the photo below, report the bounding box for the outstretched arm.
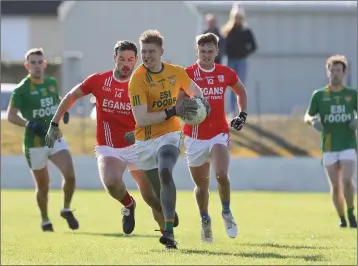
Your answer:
[182,80,203,98]
[51,84,86,124]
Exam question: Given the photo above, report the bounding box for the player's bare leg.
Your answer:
[31,167,53,231]
[340,160,357,228]
[97,156,136,234]
[324,162,346,227]
[189,162,213,243]
[130,170,164,230]
[49,150,79,230]
[211,144,238,238]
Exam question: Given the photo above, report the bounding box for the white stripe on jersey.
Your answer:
[192,125,199,138]
[103,121,114,147]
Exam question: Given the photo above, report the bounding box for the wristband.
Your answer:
[239,112,248,118]
[25,121,30,127]
[164,107,176,120]
[51,121,59,127]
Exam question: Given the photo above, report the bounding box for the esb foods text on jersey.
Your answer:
[33,97,57,118]
[323,105,352,123]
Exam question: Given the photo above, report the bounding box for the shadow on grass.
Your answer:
[64,231,158,238]
[230,138,280,156]
[243,242,325,250]
[231,123,310,156]
[151,248,324,262]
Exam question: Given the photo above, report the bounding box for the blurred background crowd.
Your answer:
[1,1,357,156]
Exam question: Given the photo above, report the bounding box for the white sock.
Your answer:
[42,220,51,226]
[62,208,71,212]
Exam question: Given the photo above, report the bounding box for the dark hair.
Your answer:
[326,55,348,72]
[114,40,138,56]
[139,29,164,47]
[25,47,44,60]
[196,33,219,47]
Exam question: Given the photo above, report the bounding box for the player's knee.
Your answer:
[61,167,76,182]
[342,176,354,187]
[215,170,229,182]
[102,173,123,189]
[331,183,341,194]
[36,185,49,195]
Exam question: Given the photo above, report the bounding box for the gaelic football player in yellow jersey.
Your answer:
[127,30,210,249]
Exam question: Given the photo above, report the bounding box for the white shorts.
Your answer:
[322,148,357,166]
[24,138,69,170]
[94,145,140,171]
[184,133,230,167]
[134,131,182,171]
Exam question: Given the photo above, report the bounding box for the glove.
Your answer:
[311,118,324,132]
[63,111,70,124]
[193,96,211,115]
[165,98,199,121]
[45,122,63,148]
[26,121,47,136]
[230,112,247,131]
[349,118,358,131]
[124,131,135,144]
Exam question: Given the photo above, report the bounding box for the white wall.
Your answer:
[1,16,30,61]
[1,156,337,193]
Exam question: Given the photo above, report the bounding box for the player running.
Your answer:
[7,48,78,232]
[126,30,209,249]
[304,55,357,228]
[180,33,248,243]
[46,41,169,234]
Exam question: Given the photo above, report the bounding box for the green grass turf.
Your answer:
[1,190,357,265]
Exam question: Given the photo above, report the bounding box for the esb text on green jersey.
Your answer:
[307,86,357,152]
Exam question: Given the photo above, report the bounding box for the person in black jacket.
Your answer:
[203,13,225,64]
[222,9,257,116]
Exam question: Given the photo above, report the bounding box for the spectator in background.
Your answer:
[222,5,257,116]
[203,13,225,64]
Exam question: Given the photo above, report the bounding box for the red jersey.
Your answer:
[183,63,239,140]
[79,70,135,148]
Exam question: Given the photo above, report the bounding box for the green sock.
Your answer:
[340,215,346,222]
[164,222,174,233]
[347,207,354,217]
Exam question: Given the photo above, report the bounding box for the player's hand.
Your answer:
[230,112,247,131]
[63,111,70,124]
[176,98,199,121]
[26,121,47,136]
[193,96,211,115]
[124,131,135,144]
[311,117,324,132]
[45,123,63,148]
[349,118,358,131]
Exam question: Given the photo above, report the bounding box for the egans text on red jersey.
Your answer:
[79,70,136,148]
[183,63,238,140]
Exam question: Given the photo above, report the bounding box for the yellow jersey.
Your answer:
[128,62,191,141]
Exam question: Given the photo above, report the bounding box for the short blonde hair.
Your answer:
[326,55,348,71]
[139,30,164,47]
[25,47,44,60]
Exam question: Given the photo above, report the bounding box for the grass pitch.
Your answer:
[1,190,356,265]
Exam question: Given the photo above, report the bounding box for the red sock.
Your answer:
[120,191,133,207]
